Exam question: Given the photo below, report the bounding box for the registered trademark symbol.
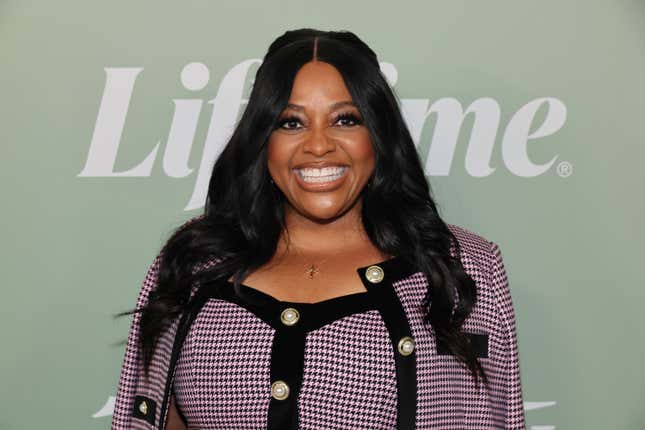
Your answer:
[556,161,573,177]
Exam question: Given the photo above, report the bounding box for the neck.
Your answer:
[279,200,369,256]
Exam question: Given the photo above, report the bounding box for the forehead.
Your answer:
[286,60,354,106]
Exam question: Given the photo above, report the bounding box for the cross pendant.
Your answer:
[305,264,320,279]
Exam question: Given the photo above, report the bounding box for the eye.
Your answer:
[333,112,363,127]
[276,115,303,130]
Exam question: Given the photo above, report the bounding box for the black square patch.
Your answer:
[437,332,488,358]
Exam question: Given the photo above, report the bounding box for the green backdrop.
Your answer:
[1,1,644,429]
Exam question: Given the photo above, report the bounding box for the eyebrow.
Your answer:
[284,100,357,112]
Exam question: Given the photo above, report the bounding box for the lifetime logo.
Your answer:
[78,62,570,211]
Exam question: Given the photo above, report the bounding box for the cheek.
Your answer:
[266,137,288,173]
[266,135,279,161]
[345,133,375,169]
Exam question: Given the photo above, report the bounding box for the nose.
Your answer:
[302,125,335,156]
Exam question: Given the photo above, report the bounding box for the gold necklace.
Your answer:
[283,243,330,280]
[303,257,328,280]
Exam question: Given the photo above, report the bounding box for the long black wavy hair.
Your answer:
[122,28,487,388]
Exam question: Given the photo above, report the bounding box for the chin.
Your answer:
[296,203,346,221]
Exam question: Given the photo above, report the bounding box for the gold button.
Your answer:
[398,336,415,356]
[138,400,148,415]
[280,307,300,326]
[365,265,384,283]
[271,380,290,400]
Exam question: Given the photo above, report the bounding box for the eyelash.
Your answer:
[276,111,363,130]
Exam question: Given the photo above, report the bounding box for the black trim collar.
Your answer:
[217,255,420,331]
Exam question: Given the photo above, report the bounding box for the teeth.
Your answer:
[295,166,348,183]
[296,166,347,176]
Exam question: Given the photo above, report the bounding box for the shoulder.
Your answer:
[446,223,493,253]
[445,221,507,285]
[445,223,496,279]
[445,223,512,315]
[446,223,517,336]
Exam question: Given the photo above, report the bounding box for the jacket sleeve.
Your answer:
[488,241,526,429]
[111,250,163,429]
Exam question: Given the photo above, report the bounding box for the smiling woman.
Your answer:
[112,28,525,430]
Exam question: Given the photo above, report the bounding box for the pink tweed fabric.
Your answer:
[111,222,525,429]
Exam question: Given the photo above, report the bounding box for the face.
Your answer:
[267,60,375,222]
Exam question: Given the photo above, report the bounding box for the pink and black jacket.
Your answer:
[111,221,526,429]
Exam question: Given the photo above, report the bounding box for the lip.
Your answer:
[292,165,349,192]
[292,161,349,169]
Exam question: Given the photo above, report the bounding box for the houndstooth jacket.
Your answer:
[111,220,526,429]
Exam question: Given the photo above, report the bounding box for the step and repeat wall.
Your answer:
[2,1,643,429]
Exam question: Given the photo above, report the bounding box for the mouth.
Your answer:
[292,165,349,190]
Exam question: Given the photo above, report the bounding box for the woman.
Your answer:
[112,28,525,430]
